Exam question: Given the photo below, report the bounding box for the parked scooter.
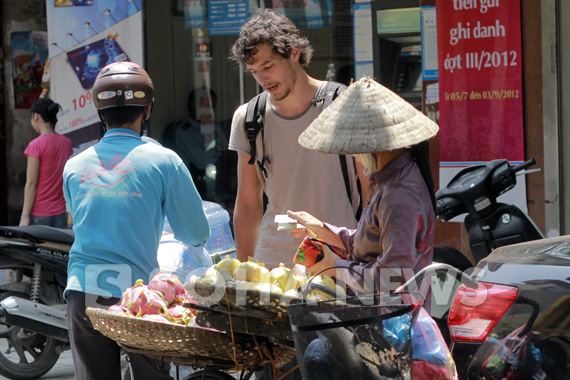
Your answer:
[0,201,236,380]
[0,225,71,380]
[434,158,543,268]
[430,158,544,341]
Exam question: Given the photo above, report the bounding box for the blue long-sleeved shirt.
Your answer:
[63,128,210,299]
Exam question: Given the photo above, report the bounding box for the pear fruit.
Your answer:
[234,280,259,290]
[234,257,262,282]
[258,262,271,283]
[270,263,293,292]
[256,282,284,295]
[310,274,337,299]
[215,255,240,278]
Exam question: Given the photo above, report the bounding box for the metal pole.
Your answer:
[0,0,7,224]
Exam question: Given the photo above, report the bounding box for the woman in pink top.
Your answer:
[20,98,73,228]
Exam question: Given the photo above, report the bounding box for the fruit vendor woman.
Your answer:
[287,76,439,306]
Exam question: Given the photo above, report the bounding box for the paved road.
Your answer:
[0,352,76,380]
[0,354,240,380]
[0,352,130,380]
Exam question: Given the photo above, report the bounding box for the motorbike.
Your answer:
[0,203,236,380]
[430,158,544,342]
[434,158,543,267]
[0,225,71,380]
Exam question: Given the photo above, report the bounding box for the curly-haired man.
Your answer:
[228,9,368,277]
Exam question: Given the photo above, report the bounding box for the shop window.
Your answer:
[151,0,355,218]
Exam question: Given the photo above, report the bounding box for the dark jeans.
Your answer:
[67,291,172,380]
[29,212,68,228]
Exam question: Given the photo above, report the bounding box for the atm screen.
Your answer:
[393,45,422,109]
[399,61,422,93]
[395,45,422,96]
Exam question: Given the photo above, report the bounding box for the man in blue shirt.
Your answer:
[63,61,210,380]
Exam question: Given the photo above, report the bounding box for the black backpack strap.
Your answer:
[339,154,363,220]
[323,81,347,108]
[244,92,267,165]
[320,82,361,219]
[244,92,271,177]
[339,154,352,207]
[312,81,360,219]
[311,81,347,107]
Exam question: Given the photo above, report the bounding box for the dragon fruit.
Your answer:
[107,305,132,315]
[120,279,145,309]
[141,314,170,323]
[171,275,186,304]
[167,304,194,325]
[125,284,169,317]
[185,292,199,307]
[148,272,186,305]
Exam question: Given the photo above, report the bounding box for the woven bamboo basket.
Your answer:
[86,308,294,368]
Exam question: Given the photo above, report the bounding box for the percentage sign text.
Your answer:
[72,91,94,110]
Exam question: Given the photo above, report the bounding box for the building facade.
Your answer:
[1,0,569,255]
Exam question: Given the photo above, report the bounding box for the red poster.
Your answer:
[436,0,524,163]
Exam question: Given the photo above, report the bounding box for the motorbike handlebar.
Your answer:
[512,158,536,174]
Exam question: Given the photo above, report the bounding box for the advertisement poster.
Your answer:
[209,0,248,35]
[421,6,437,81]
[11,31,49,109]
[46,0,144,135]
[272,0,332,29]
[354,2,373,80]
[185,0,208,29]
[436,0,526,212]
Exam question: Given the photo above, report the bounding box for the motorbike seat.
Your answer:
[0,226,74,245]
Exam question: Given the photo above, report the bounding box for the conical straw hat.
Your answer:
[298,76,439,154]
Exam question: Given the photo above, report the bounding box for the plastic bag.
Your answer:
[481,325,542,380]
[157,235,213,283]
[383,312,412,352]
[411,308,458,380]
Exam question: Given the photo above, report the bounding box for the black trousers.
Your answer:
[67,290,172,380]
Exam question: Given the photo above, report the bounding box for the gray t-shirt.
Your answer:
[228,83,359,268]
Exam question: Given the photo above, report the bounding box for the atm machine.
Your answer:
[371,0,422,110]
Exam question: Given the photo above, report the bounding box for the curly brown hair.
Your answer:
[230,8,313,68]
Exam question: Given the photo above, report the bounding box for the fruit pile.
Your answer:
[192,256,342,301]
[107,271,198,326]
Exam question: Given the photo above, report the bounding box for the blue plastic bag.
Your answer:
[411,307,448,366]
[383,313,412,352]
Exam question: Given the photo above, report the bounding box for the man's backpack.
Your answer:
[244,81,361,218]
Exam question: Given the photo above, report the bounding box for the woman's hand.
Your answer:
[19,215,30,227]
[287,210,325,239]
[287,210,344,248]
[308,245,339,278]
